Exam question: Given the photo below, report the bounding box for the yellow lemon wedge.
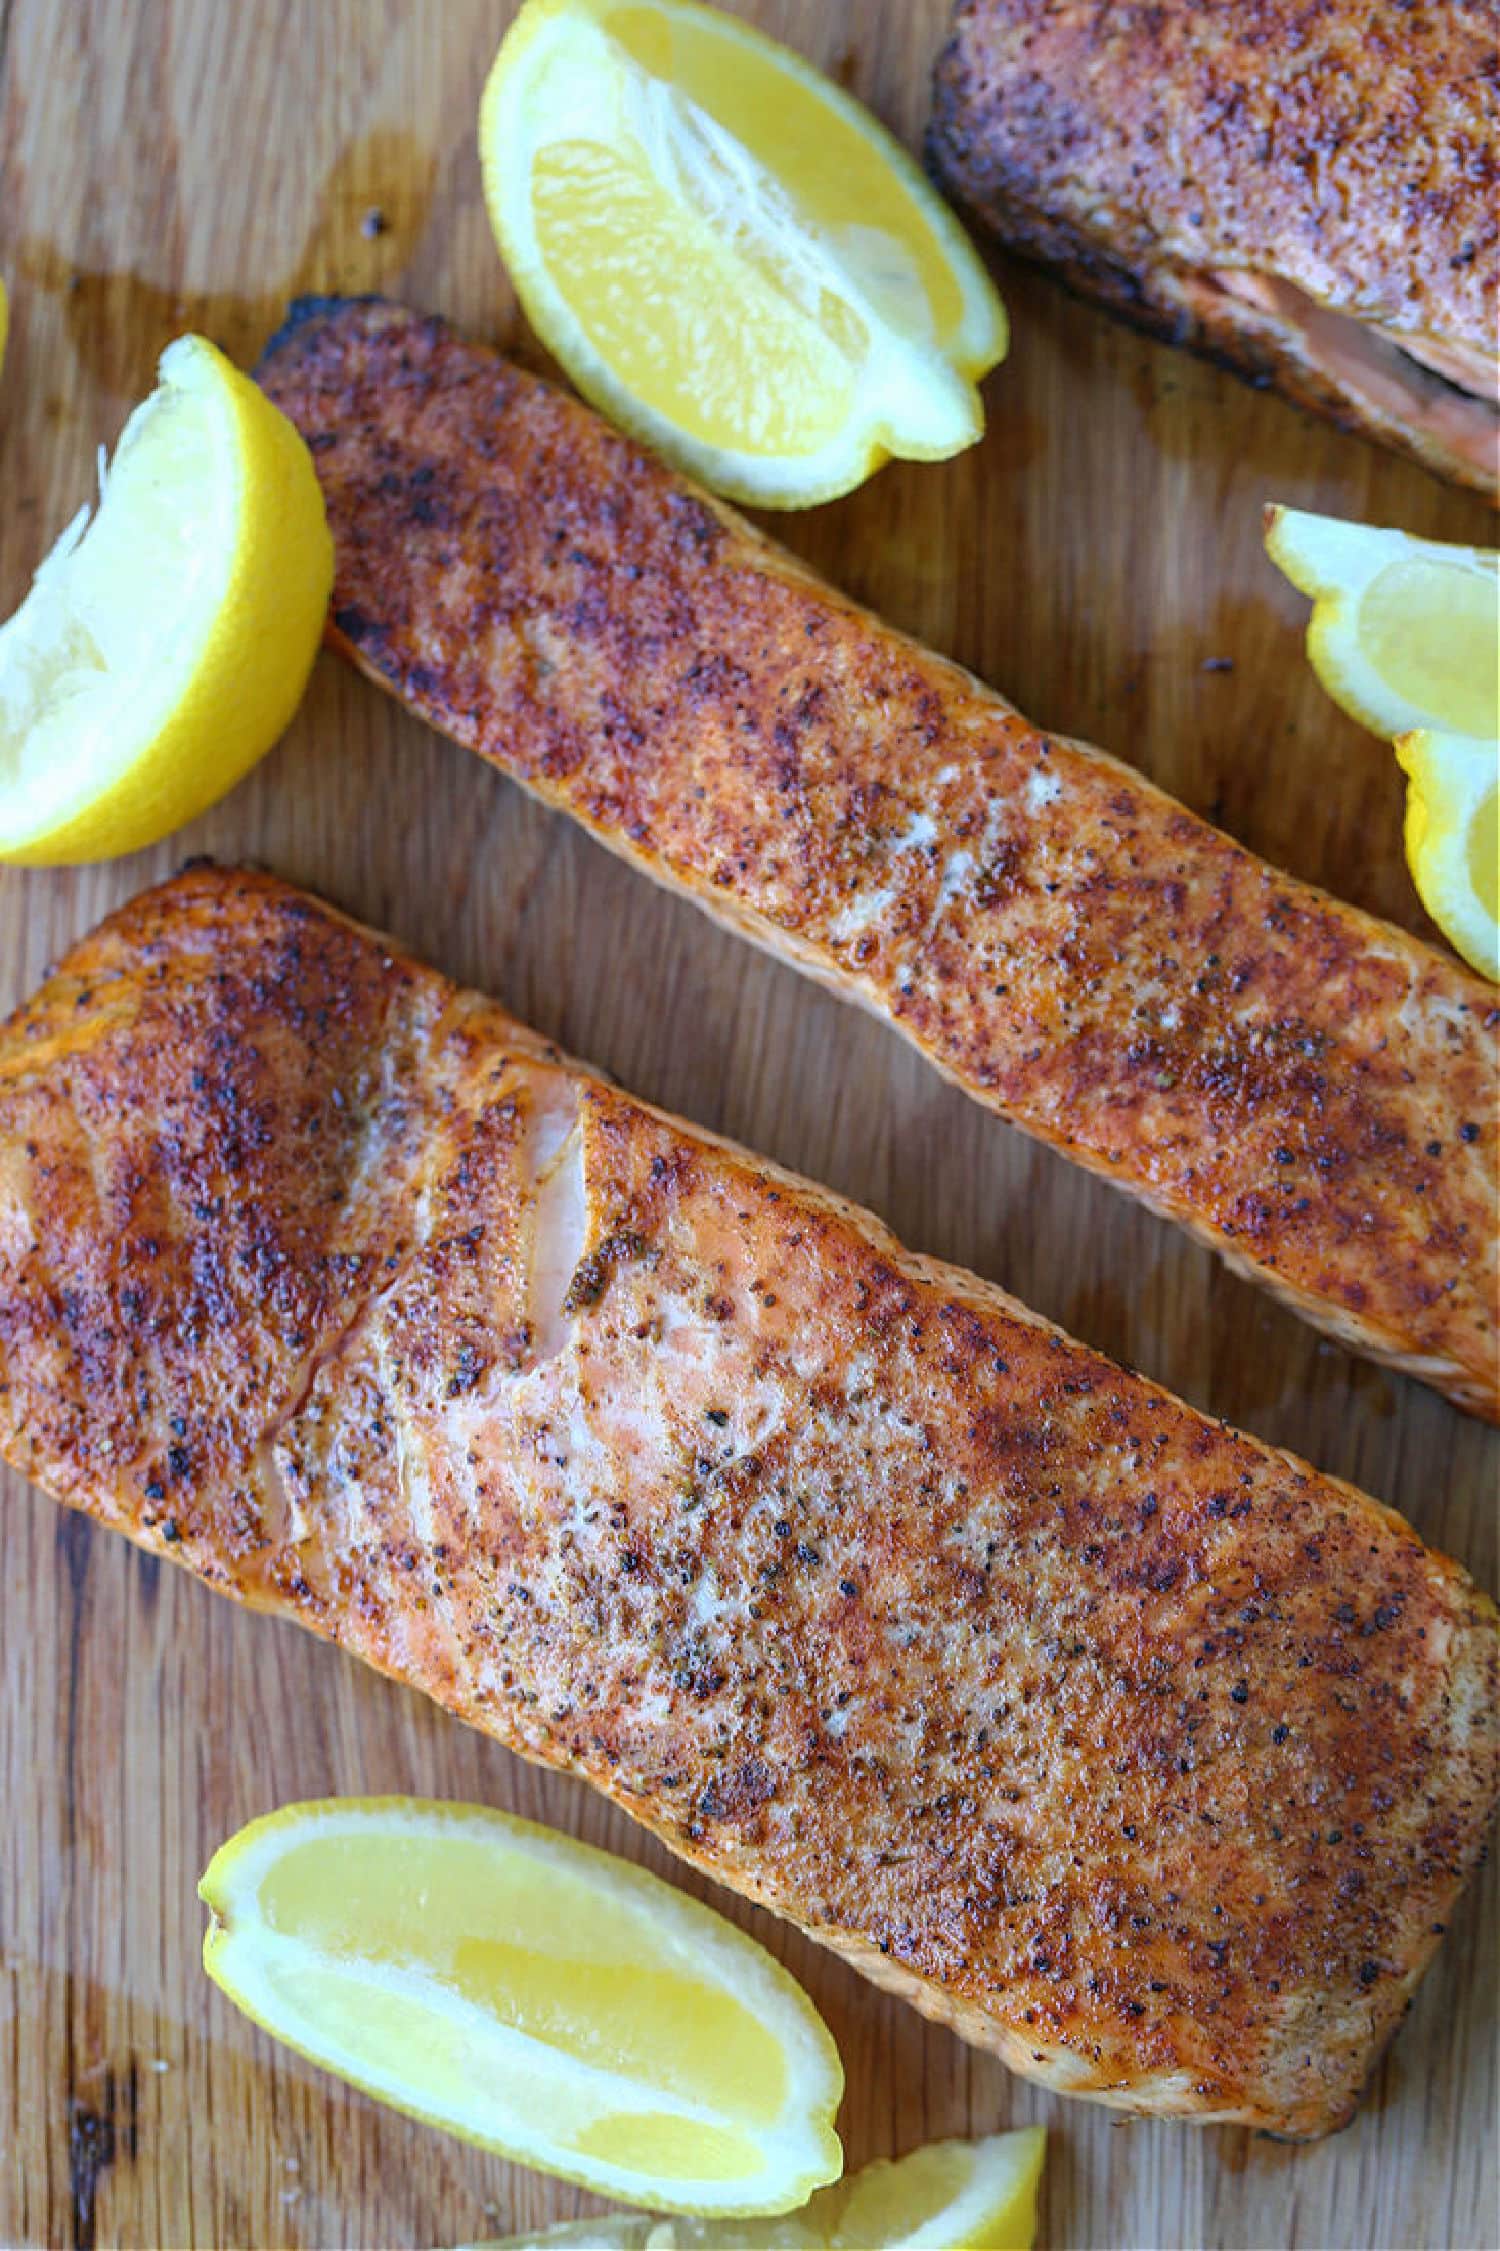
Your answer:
[1264,505,1498,740]
[475,2115,1040,2241]
[477,2125,1046,2249]
[827,2130,1045,2251]
[1265,504,1500,981]
[479,0,1007,508]
[199,1798,844,2218]
[1396,730,1499,982]
[0,334,332,865]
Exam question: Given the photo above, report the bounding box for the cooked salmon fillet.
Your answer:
[928,0,1500,497]
[2,865,1495,2138]
[255,298,1500,1422]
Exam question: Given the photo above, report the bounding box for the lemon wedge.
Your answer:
[478,2124,1046,2248]
[0,333,332,864]
[200,1798,843,2218]
[479,0,1007,507]
[1266,504,1500,981]
[827,2130,1045,2251]
[1265,505,1498,740]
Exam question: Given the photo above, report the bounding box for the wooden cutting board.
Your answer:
[1,4,1494,2246]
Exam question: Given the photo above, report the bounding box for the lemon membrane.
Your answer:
[0,335,331,862]
[200,1797,843,2217]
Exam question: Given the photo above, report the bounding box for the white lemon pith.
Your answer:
[200,1798,843,2217]
[0,334,332,864]
[480,0,1007,507]
[480,2124,1046,2249]
[1265,505,1499,982]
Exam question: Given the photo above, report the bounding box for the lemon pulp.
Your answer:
[254,1826,789,2123]
[1358,558,1499,737]
[532,138,860,456]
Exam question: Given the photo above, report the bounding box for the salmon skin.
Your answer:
[2,865,1495,2139]
[256,298,1499,1422]
[928,0,1499,497]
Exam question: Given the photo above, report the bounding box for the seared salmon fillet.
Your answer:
[255,298,1500,1421]
[2,865,1495,2138]
[928,0,1500,497]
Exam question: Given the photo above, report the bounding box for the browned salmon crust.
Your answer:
[255,298,1500,1421]
[928,0,1500,496]
[2,865,1495,2138]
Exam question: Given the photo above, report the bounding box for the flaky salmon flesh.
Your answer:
[255,299,1499,1422]
[928,0,1499,497]
[2,867,1495,2139]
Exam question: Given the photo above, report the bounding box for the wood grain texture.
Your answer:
[0,4,1494,2246]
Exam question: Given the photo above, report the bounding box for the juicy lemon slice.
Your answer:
[200,1798,843,2218]
[1266,503,1500,982]
[1396,730,1499,981]
[1265,504,1499,740]
[480,2125,1046,2249]
[479,0,1007,507]
[0,334,332,864]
